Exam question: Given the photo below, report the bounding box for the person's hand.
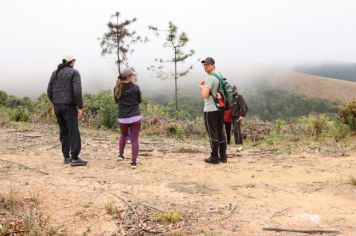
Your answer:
[239,116,245,123]
[78,109,83,120]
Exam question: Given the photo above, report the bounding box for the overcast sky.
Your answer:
[1,0,356,97]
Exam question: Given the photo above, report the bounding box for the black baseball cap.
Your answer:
[201,57,215,65]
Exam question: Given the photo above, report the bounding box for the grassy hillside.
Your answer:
[295,63,356,82]
[241,67,356,103]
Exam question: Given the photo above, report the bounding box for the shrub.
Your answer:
[84,90,118,129]
[338,99,356,131]
[308,114,328,139]
[0,90,8,106]
[10,108,29,122]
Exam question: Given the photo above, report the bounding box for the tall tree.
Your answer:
[100,11,142,74]
[148,21,196,112]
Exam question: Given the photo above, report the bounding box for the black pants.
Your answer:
[54,104,81,160]
[204,111,227,159]
[224,122,232,144]
[232,118,243,144]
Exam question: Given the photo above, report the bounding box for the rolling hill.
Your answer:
[240,67,356,103]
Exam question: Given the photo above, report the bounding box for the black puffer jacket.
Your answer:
[47,66,83,108]
[114,82,141,118]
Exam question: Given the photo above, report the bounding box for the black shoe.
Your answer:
[117,154,124,161]
[130,162,137,169]
[64,158,71,164]
[70,158,88,166]
[219,155,228,163]
[204,156,219,164]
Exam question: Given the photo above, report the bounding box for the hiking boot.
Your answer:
[219,155,228,163]
[64,158,71,164]
[117,154,124,161]
[130,162,137,169]
[204,156,219,164]
[70,158,88,166]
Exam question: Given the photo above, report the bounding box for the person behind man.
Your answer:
[199,57,227,164]
[231,86,247,146]
[47,55,87,166]
[114,68,142,169]
[224,108,232,145]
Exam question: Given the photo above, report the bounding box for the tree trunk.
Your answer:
[116,13,121,75]
[174,47,178,112]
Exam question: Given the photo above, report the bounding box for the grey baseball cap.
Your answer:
[201,57,215,65]
[120,68,135,79]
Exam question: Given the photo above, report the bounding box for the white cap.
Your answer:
[63,55,76,62]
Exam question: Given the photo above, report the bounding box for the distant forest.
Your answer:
[295,63,356,82]
[148,87,339,121]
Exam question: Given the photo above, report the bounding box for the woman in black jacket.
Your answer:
[114,68,142,169]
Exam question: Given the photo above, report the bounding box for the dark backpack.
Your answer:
[209,72,233,110]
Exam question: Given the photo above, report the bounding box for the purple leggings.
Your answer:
[119,120,141,162]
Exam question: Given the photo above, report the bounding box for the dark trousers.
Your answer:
[54,104,81,160]
[119,120,141,163]
[224,122,232,144]
[204,111,227,159]
[232,118,243,144]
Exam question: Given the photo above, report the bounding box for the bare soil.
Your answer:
[0,122,355,236]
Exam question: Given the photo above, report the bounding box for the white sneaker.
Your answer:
[117,155,124,161]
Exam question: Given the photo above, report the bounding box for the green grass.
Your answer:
[155,211,183,223]
[200,229,220,236]
[105,201,119,215]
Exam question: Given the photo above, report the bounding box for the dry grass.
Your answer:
[155,211,184,223]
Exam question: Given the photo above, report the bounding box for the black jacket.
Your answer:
[231,94,247,118]
[47,66,83,108]
[114,82,141,118]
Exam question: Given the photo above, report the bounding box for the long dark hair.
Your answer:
[55,59,72,78]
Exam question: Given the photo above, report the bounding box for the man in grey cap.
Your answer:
[199,57,227,164]
[47,55,87,166]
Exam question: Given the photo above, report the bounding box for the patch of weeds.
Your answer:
[200,229,220,236]
[0,188,19,213]
[105,201,119,216]
[81,226,91,236]
[46,226,59,236]
[155,211,183,223]
[0,223,9,236]
[28,194,41,207]
[169,230,189,236]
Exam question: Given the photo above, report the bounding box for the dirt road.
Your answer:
[0,123,355,235]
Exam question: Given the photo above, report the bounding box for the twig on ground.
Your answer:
[222,169,239,174]
[45,144,59,150]
[139,149,154,152]
[143,203,165,212]
[261,182,294,194]
[221,203,237,220]
[268,208,292,219]
[0,158,49,175]
[262,227,340,234]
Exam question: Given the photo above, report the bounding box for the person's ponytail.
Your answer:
[115,78,124,100]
